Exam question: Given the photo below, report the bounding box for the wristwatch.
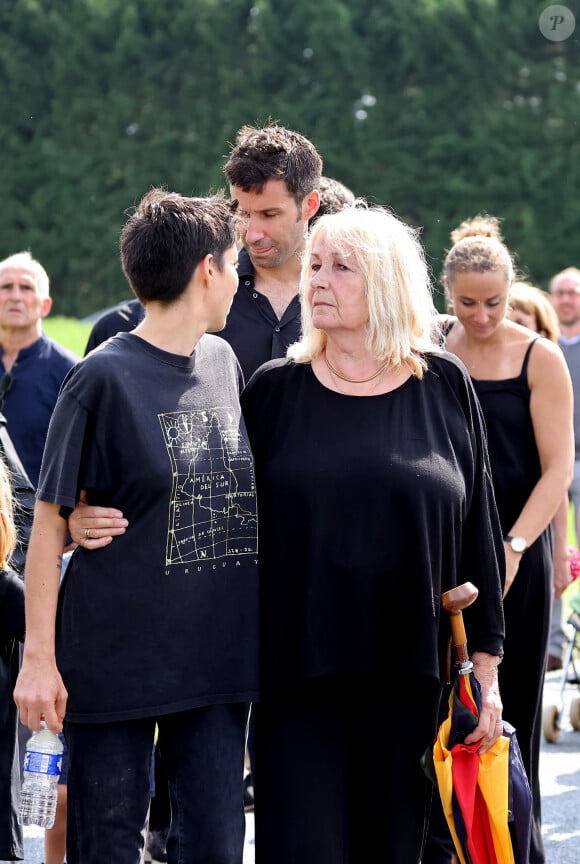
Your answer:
[504,535,528,554]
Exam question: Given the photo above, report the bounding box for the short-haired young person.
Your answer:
[70,123,327,854]
[14,189,259,864]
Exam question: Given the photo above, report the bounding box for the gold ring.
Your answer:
[84,528,92,540]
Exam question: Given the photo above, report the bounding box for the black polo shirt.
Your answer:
[216,249,301,383]
[84,299,145,355]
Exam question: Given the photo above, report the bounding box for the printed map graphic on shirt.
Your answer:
[159,408,257,564]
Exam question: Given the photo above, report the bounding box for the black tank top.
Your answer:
[471,339,539,530]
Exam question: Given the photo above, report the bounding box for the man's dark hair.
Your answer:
[309,176,355,227]
[223,122,323,206]
[120,188,236,305]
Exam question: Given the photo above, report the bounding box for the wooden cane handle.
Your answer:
[442,582,479,615]
[442,582,479,664]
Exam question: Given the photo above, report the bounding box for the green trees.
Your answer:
[1,0,578,315]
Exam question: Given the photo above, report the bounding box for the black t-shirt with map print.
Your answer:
[37,332,259,722]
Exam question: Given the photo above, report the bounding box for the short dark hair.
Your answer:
[309,176,355,227]
[223,122,323,205]
[120,188,236,305]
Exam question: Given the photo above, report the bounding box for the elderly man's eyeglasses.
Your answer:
[0,373,14,410]
[552,289,580,298]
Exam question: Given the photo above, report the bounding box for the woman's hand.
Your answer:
[463,652,503,754]
[68,490,128,549]
[553,552,573,600]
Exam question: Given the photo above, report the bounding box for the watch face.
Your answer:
[511,536,527,553]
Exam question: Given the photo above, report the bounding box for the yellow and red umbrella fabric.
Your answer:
[432,671,531,864]
[431,584,532,864]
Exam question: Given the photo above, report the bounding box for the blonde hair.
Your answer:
[0,458,16,568]
[0,251,50,299]
[508,281,560,342]
[288,204,440,378]
[443,214,516,288]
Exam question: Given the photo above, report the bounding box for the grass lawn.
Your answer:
[43,315,92,357]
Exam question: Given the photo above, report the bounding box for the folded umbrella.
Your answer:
[431,583,532,864]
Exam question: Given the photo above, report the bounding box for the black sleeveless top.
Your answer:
[447,332,552,864]
[470,339,540,531]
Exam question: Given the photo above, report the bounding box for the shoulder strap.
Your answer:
[0,412,34,493]
[0,413,35,574]
[521,337,539,380]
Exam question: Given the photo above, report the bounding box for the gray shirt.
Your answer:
[559,335,580,460]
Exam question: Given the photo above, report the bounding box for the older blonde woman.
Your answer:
[241,205,506,863]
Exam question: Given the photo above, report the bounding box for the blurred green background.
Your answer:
[2,0,579,317]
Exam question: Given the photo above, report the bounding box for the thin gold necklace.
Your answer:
[326,363,386,396]
[324,350,388,383]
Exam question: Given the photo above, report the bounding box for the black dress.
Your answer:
[471,339,550,864]
[241,353,505,864]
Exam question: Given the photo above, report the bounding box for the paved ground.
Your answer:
[537,665,580,863]
[10,667,579,863]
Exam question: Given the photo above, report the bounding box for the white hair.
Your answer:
[288,204,440,378]
[0,251,50,298]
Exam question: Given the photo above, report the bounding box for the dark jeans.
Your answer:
[64,703,249,864]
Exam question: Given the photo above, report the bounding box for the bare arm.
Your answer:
[67,489,128,549]
[13,500,69,733]
[503,341,574,596]
[552,494,573,600]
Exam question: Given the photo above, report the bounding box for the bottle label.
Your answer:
[23,750,62,777]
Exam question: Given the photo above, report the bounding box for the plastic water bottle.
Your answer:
[18,723,63,828]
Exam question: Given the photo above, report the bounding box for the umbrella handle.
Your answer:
[442,582,479,665]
